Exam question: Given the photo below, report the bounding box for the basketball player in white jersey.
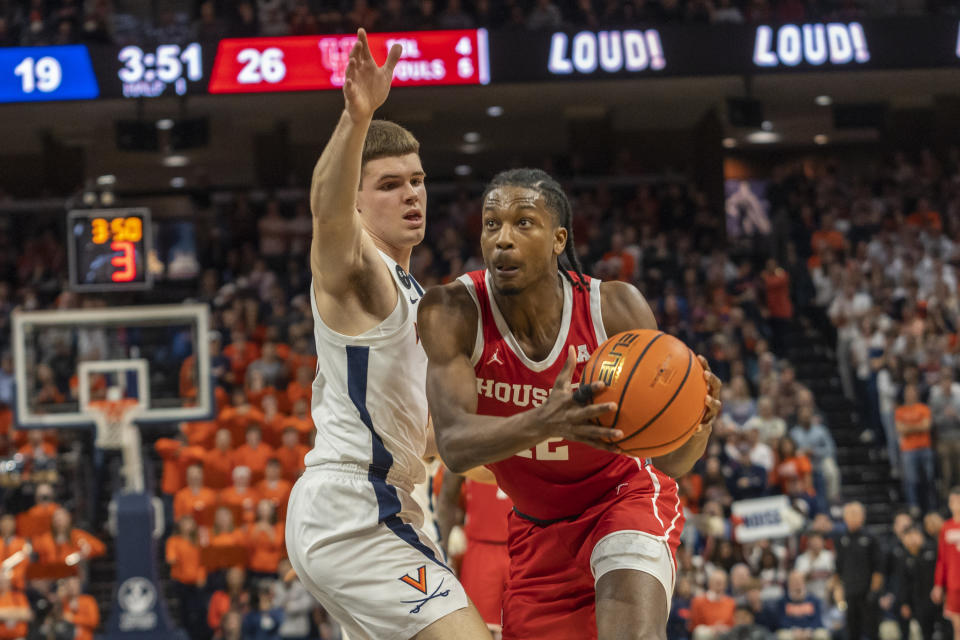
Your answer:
[283,30,491,640]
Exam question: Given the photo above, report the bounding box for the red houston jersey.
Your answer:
[457,270,682,526]
[936,519,960,591]
[464,479,513,543]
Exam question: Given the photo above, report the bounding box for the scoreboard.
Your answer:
[0,20,957,103]
[67,209,153,292]
[0,29,489,103]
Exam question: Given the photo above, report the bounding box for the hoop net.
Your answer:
[88,397,145,493]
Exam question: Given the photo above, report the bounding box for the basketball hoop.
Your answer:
[88,394,145,493]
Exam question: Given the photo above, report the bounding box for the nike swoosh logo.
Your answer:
[410,297,419,304]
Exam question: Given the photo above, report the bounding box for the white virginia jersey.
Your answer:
[307,251,428,486]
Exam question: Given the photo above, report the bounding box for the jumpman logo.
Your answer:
[486,348,504,366]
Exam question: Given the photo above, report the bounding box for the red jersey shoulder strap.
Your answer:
[566,271,607,347]
[456,270,500,366]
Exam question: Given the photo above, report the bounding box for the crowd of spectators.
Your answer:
[1,0,959,48]
[2,142,960,639]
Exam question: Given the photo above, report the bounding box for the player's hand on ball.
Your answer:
[538,346,621,453]
[343,29,402,122]
[696,355,722,434]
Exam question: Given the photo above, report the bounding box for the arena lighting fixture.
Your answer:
[156,118,175,130]
[486,105,504,117]
[815,95,833,106]
[82,191,97,206]
[746,131,781,144]
[460,143,482,154]
[162,154,190,167]
[463,131,481,143]
[454,165,472,176]
[170,177,186,188]
[100,191,115,206]
[761,120,773,131]
[814,134,830,145]
[96,174,116,186]
[722,137,737,148]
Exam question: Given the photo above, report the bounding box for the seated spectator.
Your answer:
[929,366,960,499]
[722,376,756,429]
[247,500,285,582]
[166,514,207,640]
[246,342,288,391]
[233,425,275,485]
[204,428,238,490]
[281,399,314,445]
[32,508,105,566]
[224,330,260,387]
[258,459,292,520]
[691,569,736,639]
[771,437,813,496]
[57,576,99,640]
[0,572,31,639]
[720,605,773,640]
[274,427,308,484]
[742,398,785,446]
[183,416,219,449]
[0,514,29,591]
[273,558,314,640]
[789,406,840,506]
[895,383,937,514]
[220,467,261,525]
[219,388,266,447]
[792,532,835,604]
[155,433,197,496]
[739,581,779,631]
[15,482,60,539]
[208,566,250,636]
[175,463,218,527]
[740,424,775,473]
[775,571,828,640]
[18,428,57,469]
[222,608,244,640]
[260,394,287,448]
[285,365,313,414]
[772,364,810,425]
[725,439,769,501]
[669,574,694,640]
[243,580,284,640]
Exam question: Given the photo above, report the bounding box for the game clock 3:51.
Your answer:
[117,43,204,98]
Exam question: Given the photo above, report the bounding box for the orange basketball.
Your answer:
[580,329,707,457]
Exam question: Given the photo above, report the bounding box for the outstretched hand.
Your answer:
[695,355,722,437]
[343,29,402,122]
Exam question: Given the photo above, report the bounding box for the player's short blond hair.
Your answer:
[361,120,420,170]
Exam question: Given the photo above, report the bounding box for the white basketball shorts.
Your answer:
[285,463,469,640]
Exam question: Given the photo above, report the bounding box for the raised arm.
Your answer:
[598,280,722,478]
[310,30,401,290]
[418,282,620,474]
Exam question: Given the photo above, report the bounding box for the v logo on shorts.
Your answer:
[399,566,428,594]
[399,567,451,614]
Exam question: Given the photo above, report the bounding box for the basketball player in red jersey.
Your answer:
[438,471,514,638]
[933,487,960,639]
[418,168,721,640]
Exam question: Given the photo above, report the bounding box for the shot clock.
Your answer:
[67,209,153,292]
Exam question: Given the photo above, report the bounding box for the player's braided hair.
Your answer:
[481,168,586,290]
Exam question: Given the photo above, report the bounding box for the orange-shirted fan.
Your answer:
[577,330,707,457]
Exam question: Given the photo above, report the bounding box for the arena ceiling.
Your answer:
[2,67,958,190]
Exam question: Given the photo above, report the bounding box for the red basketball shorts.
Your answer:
[501,480,683,640]
[460,539,510,629]
[946,589,960,617]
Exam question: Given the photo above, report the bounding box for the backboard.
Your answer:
[12,303,212,428]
